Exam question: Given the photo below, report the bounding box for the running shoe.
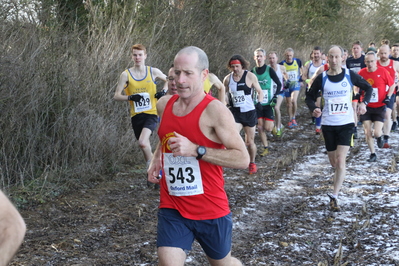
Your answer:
[391,121,397,132]
[272,127,277,136]
[383,141,390,148]
[315,128,321,135]
[327,194,340,212]
[287,121,293,128]
[367,153,377,162]
[377,136,384,148]
[291,119,298,127]
[260,147,269,157]
[249,162,257,174]
[276,126,285,137]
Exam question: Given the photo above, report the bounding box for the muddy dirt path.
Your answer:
[10,105,399,265]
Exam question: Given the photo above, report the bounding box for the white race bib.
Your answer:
[231,90,245,107]
[287,70,298,81]
[328,96,350,115]
[163,153,204,196]
[370,88,379,103]
[133,92,152,112]
[262,90,269,104]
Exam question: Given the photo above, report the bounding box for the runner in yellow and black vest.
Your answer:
[114,44,167,188]
[279,48,302,128]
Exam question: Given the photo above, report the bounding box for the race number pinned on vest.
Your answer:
[262,91,269,104]
[370,88,379,103]
[163,153,204,196]
[287,70,298,81]
[328,97,350,115]
[231,90,245,107]
[134,92,152,112]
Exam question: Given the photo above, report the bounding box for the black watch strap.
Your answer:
[196,146,206,160]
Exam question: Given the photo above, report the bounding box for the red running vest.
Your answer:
[158,94,230,220]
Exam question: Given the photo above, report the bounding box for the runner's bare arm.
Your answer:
[147,95,173,183]
[114,71,130,101]
[167,100,249,169]
[152,67,168,91]
[223,74,231,105]
[0,191,26,265]
[301,64,309,81]
[209,73,226,105]
[248,72,264,103]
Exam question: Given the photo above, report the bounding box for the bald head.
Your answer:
[378,44,391,62]
[175,46,209,71]
[327,45,343,71]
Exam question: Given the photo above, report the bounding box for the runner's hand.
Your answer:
[128,94,144,102]
[284,80,291,89]
[155,90,166,99]
[384,95,391,105]
[270,96,278,107]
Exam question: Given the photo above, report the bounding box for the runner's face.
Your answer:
[174,53,207,99]
[365,54,377,72]
[342,51,348,62]
[132,49,146,65]
[327,47,342,71]
[254,51,266,67]
[167,68,177,95]
[230,63,243,74]
[268,53,277,65]
[312,50,321,61]
[285,52,294,63]
[378,47,390,62]
[352,44,362,58]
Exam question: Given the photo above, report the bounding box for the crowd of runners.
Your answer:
[2,41,398,265]
[109,41,399,264]
[115,40,398,183]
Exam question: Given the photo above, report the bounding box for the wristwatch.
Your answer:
[362,101,368,106]
[196,146,206,160]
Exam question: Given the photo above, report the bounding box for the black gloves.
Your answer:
[384,95,391,105]
[128,94,144,102]
[284,80,291,89]
[154,90,166,99]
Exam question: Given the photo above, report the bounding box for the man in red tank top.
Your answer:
[147,46,249,265]
[377,45,399,140]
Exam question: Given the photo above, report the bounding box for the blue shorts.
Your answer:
[386,94,396,109]
[157,208,232,260]
[284,84,300,97]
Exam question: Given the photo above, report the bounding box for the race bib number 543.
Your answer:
[163,153,204,196]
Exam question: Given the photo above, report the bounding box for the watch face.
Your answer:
[198,146,206,155]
